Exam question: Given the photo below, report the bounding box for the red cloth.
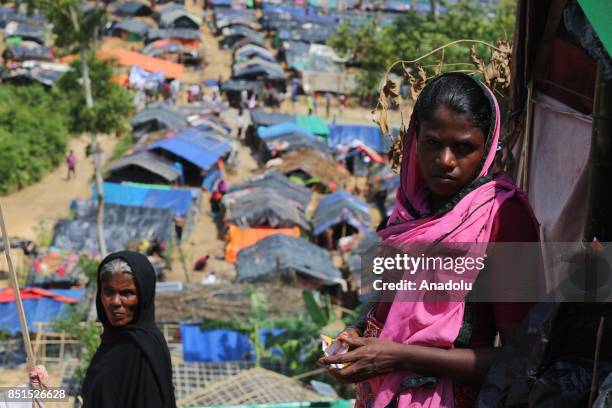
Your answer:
[0,288,79,304]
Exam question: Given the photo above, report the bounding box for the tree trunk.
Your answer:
[81,48,107,257]
[430,0,438,19]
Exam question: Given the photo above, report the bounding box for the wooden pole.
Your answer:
[0,198,36,369]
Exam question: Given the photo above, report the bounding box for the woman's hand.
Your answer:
[318,337,406,383]
[29,365,48,390]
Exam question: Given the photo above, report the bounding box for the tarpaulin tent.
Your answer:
[148,128,231,173]
[112,1,153,17]
[223,189,311,231]
[234,44,276,63]
[53,200,175,253]
[131,105,188,137]
[257,122,315,140]
[328,124,390,153]
[236,235,342,286]
[4,21,45,44]
[233,63,287,81]
[260,132,332,162]
[111,18,152,38]
[228,171,312,209]
[295,115,329,138]
[313,190,372,236]
[3,42,52,61]
[0,288,85,334]
[180,325,284,362]
[98,48,184,80]
[159,6,202,29]
[225,225,300,263]
[105,151,181,184]
[97,182,194,217]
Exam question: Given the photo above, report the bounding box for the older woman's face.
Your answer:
[100,273,138,327]
[417,106,486,198]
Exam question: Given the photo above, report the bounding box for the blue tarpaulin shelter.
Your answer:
[328,124,389,153]
[148,128,231,172]
[97,182,194,216]
[180,325,284,362]
[257,122,315,140]
[0,289,86,334]
[313,190,372,235]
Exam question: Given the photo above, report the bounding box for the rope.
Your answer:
[0,198,43,408]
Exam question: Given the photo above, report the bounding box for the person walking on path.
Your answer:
[66,149,77,180]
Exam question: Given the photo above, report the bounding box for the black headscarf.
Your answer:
[81,251,176,408]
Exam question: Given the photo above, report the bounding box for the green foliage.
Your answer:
[51,305,101,381]
[76,254,100,287]
[328,0,516,96]
[0,85,69,194]
[55,55,133,135]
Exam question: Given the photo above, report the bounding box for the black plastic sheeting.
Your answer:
[346,231,381,279]
[477,303,612,408]
[131,104,188,137]
[53,201,175,253]
[236,234,342,285]
[228,171,312,208]
[223,188,310,231]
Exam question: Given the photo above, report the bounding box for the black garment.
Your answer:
[82,251,176,408]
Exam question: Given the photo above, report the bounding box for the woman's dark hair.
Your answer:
[414,73,493,138]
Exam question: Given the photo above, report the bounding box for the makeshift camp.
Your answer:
[177,367,326,407]
[2,42,52,61]
[4,21,45,44]
[110,18,152,41]
[250,110,296,127]
[266,149,350,190]
[228,171,313,209]
[225,225,300,263]
[251,122,315,150]
[313,190,372,249]
[25,250,81,289]
[221,79,262,108]
[0,288,85,334]
[223,188,311,231]
[131,105,188,137]
[234,44,276,63]
[98,48,185,80]
[159,6,202,30]
[53,201,175,253]
[220,26,265,49]
[236,235,343,287]
[156,283,304,323]
[345,231,381,299]
[147,128,232,188]
[105,151,181,184]
[146,28,201,44]
[112,1,153,17]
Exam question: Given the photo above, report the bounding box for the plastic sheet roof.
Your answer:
[148,128,231,171]
[97,182,194,216]
[131,105,188,136]
[328,124,390,152]
[0,288,86,334]
[113,18,152,36]
[263,132,332,157]
[237,235,342,285]
[106,151,181,182]
[313,189,372,235]
[257,122,315,139]
[228,171,313,208]
[295,115,329,136]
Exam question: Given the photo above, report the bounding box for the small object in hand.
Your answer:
[29,365,49,389]
[321,334,349,369]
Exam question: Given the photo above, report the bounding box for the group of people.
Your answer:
[15,73,542,408]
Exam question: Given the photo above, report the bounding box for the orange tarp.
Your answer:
[225,225,300,263]
[58,49,184,80]
[98,49,184,80]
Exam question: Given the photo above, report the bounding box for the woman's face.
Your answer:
[100,273,139,327]
[416,105,486,198]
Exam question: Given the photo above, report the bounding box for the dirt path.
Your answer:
[1,136,118,242]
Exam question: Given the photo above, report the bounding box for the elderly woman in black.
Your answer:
[81,251,176,408]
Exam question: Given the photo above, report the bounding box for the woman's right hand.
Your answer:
[336,327,361,349]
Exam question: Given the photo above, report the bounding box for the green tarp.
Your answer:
[578,0,612,54]
[295,115,330,138]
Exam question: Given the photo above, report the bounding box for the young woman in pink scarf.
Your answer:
[319,73,539,408]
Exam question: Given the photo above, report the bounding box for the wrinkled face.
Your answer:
[100,273,139,327]
[416,106,487,198]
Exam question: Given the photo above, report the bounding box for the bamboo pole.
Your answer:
[0,198,44,408]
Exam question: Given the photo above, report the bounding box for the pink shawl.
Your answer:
[367,76,530,408]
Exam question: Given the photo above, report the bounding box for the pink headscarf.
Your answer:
[365,74,533,408]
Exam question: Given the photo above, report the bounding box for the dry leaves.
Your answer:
[470,40,511,89]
